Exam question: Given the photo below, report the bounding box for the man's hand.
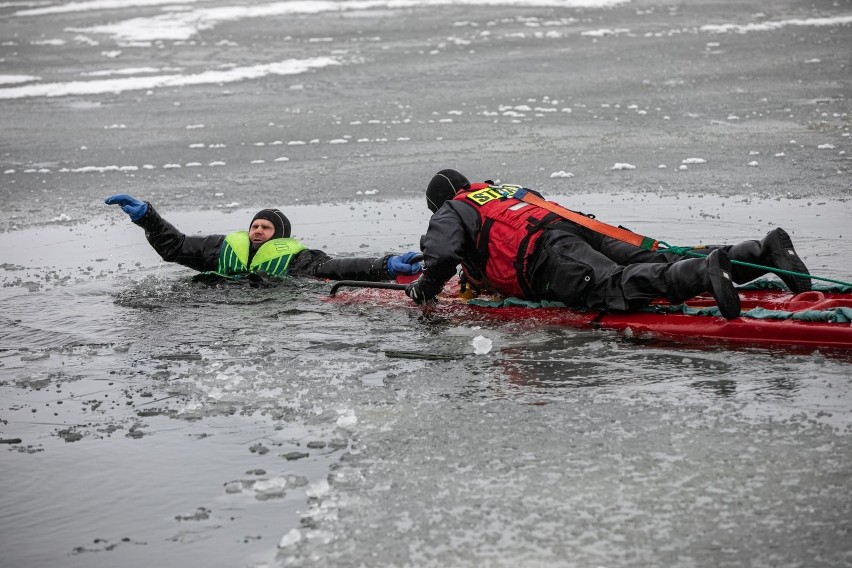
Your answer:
[386,252,424,277]
[405,279,438,305]
[104,194,149,221]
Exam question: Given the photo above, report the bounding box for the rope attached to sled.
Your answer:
[657,242,852,288]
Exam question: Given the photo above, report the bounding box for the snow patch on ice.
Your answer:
[60,0,631,42]
[0,58,340,99]
[701,15,852,34]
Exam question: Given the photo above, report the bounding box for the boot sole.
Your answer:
[764,228,811,293]
[708,250,741,319]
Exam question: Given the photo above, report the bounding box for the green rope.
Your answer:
[656,241,852,288]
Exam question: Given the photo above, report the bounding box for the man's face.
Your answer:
[249,219,276,245]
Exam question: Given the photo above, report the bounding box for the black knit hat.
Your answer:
[250,209,291,239]
[426,169,470,213]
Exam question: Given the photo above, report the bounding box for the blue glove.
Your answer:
[386,252,424,277]
[104,194,149,221]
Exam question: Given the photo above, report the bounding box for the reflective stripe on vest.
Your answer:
[454,184,559,298]
[217,231,307,277]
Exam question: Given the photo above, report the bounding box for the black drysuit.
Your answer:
[134,204,393,282]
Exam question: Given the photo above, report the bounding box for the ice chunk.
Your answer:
[471,335,493,355]
[278,528,302,548]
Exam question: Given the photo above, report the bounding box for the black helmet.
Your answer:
[426,169,470,213]
[250,208,291,239]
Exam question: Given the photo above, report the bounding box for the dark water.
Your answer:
[2,0,852,566]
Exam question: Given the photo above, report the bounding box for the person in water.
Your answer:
[105,194,422,282]
[404,170,812,319]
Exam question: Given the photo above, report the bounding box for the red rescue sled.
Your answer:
[327,277,852,356]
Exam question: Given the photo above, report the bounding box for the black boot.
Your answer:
[727,228,811,293]
[665,250,741,319]
[760,228,811,293]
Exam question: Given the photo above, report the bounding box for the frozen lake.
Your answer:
[1,0,851,566]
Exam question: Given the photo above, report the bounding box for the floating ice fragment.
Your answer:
[775,152,785,157]
[329,139,348,144]
[610,163,636,170]
[471,335,493,355]
[550,170,574,178]
[186,124,205,129]
[224,202,239,207]
[208,161,225,166]
[681,158,706,164]
[582,28,630,37]
[274,156,289,162]
[678,165,688,171]
[658,164,667,169]
[818,144,835,150]
[51,213,71,222]
[748,161,759,167]
[306,478,330,499]
[336,410,357,429]
[279,528,302,548]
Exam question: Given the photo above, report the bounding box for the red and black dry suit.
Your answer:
[416,183,738,311]
[135,204,394,282]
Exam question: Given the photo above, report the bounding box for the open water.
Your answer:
[2,1,852,567]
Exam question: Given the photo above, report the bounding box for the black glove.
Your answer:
[405,279,438,305]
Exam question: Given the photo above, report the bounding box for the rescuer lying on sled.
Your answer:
[404,170,812,320]
[105,195,422,283]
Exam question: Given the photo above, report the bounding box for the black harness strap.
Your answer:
[514,212,561,297]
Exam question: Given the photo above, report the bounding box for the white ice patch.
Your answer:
[62,0,632,42]
[681,158,707,164]
[550,170,574,178]
[305,478,330,499]
[471,335,493,355]
[278,528,302,548]
[0,74,40,85]
[0,57,340,99]
[701,15,852,34]
[15,0,209,17]
[610,162,636,170]
[581,28,630,37]
[336,410,357,429]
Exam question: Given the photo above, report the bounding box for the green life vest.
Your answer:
[214,231,307,278]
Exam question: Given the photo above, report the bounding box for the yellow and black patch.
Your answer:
[465,184,523,206]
